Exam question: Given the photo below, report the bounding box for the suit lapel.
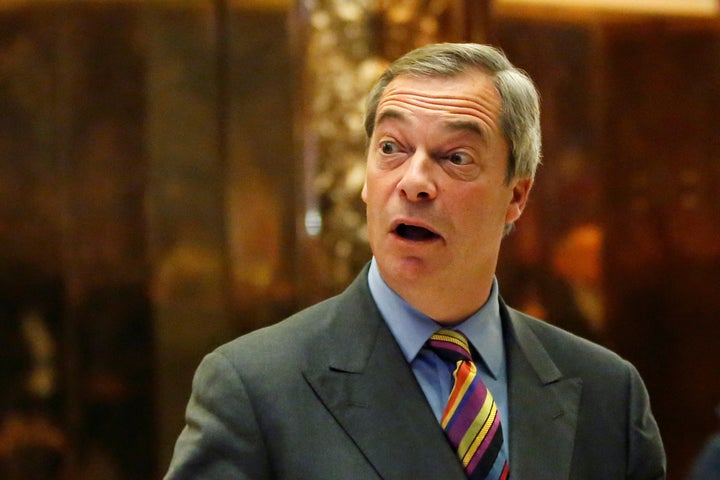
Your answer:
[301,269,582,479]
[503,305,582,480]
[303,268,466,480]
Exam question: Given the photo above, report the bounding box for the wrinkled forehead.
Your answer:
[382,66,499,99]
[374,71,504,136]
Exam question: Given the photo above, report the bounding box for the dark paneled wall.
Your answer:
[603,25,720,478]
[496,18,720,478]
[0,4,296,479]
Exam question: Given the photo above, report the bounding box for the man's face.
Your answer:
[362,70,532,314]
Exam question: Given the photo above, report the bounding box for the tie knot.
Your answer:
[427,329,472,363]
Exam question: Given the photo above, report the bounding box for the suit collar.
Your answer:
[502,303,582,480]
[303,265,466,480]
[301,267,582,480]
[368,258,505,380]
[504,302,563,384]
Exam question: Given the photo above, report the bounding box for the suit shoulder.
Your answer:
[507,307,628,373]
[216,267,375,365]
[218,294,340,361]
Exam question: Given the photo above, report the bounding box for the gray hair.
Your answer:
[364,43,542,183]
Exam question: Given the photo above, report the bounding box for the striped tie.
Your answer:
[427,329,509,480]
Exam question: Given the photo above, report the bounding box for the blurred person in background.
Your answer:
[687,403,720,480]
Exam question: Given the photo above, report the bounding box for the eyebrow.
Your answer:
[375,108,406,127]
[375,109,486,140]
[444,120,485,139]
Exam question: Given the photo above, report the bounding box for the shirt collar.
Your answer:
[368,258,505,379]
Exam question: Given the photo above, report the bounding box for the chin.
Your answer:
[378,253,437,281]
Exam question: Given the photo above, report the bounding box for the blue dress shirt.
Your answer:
[367,258,510,461]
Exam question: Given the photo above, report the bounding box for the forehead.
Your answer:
[375,70,503,133]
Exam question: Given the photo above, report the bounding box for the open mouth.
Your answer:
[395,223,441,241]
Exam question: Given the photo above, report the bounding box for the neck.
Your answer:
[380,268,494,325]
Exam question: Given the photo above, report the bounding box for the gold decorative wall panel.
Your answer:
[292,0,486,300]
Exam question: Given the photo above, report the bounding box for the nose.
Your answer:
[397,151,438,201]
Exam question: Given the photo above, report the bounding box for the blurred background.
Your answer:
[0,0,718,478]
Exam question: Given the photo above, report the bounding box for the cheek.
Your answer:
[362,178,377,208]
[456,189,509,227]
[363,171,392,204]
[362,178,381,216]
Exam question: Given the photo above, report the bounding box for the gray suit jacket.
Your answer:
[165,265,666,479]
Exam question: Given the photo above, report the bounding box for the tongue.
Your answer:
[397,224,437,241]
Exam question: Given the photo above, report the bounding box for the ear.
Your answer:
[361,177,368,204]
[505,177,533,225]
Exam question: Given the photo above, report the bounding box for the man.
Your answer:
[165,43,666,479]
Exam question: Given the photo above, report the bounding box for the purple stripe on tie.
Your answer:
[466,411,502,471]
[427,339,468,360]
[445,380,489,441]
[467,423,503,478]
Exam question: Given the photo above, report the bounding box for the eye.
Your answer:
[380,141,400,155]
[446,152,472,165]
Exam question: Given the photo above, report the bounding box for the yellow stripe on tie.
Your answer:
[457,394,495,458]
[461,407,498,466]
[434,330,470,351]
